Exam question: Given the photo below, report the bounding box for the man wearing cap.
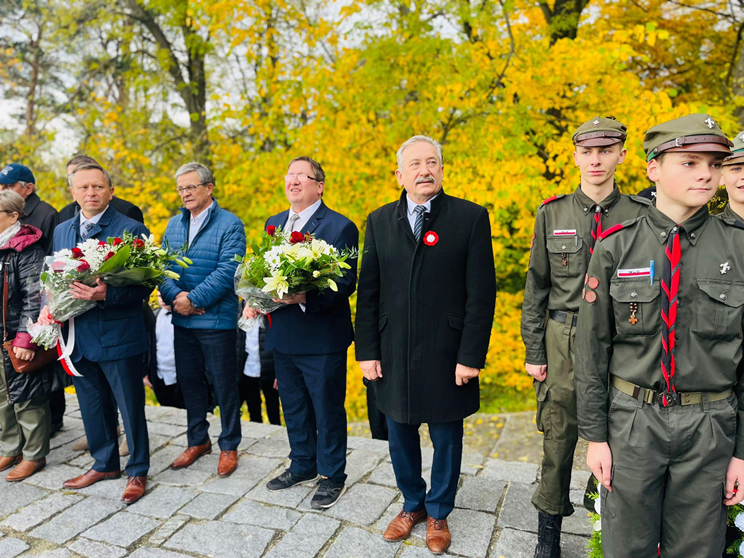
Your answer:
[0,164,58,255]
[521,116,649,557]
[719,132,744,224]
[575,114,744,557]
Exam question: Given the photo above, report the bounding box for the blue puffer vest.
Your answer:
[159,200,247,330]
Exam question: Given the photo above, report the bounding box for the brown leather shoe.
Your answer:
[6,458,45,482]
[383,508,428,541]
[63,468,121,489]
[218,450,238,477]
[170,441,212,470]
[426,517,451,554]
[0,455,21,471]
[122,476,147,504]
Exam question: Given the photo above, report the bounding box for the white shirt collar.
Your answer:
[406,193,437,215]
[289,198,322,222]
[190,200,215,224]
[80,205,109,227]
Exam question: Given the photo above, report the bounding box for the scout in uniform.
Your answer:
[719,132,744,223]
[521,117,649,557]
[575,114,744,558]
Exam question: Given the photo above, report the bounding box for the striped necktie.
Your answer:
[413,205,426,242]
[589,205,603,254]
[660,226,681,406]
[81,220,95,240]
[288,214,300,232]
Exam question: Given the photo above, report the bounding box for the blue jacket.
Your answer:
[160,199,246,330]
[53,206,151,363]
[264,202,358,354]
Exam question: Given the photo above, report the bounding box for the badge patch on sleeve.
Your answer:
[585,291,597,303]
[553,229,576,236]
[617,267,651,278]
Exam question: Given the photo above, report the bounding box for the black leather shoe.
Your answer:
[311,478,346,509]
[535,511,562,558]
[266,470,318,491]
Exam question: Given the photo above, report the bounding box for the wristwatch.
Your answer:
[189,297,197,308]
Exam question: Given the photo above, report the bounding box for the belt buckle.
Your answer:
[658,392,677,407]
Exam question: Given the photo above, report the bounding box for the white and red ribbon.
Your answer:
[56,318,83,377]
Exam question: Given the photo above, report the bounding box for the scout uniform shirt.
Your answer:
[718,203,744,225]
[521,185,649,365]
[575,204,744,457]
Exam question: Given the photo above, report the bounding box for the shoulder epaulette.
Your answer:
[599,217,643,241]
[629,194,652,206]
[539,194,565,208]
[733,220,744,230]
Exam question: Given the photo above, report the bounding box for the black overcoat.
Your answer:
[355,190,496,424]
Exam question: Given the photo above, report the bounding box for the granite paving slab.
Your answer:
[163,520,275,558]
[241,421,283,439]
[368,461,398,488]
[324,526,400,558]
[248,432,291,458]
[493,527,590,558]
[148,515,189,546]
[129,547,194,558]
[245,478,313,508]
[0,482,48,517]
[454,477,507,513]
[179,492,239,520]
[82,510,161,547]
[77,476,130,500]
[69,538,128,558]
[127,485,197,519]
[324,483,397,525]
[29,496,125,544]
[152,467,213,487]
[0,492,83,531]
[479,459,539,484]
[222,498,302,530]
[22,464,86,490]
[498,482,592,536]
[446,508,497,558]
[344,449,384,486]
[0,537,29,558]
[198,456,283,497]
[264,514,340,558]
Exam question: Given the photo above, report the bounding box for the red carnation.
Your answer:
[133,239,145,250]
[290,231,306,244]
[71,247,83,259]
[104,251,115,261]
[266,225,276,236]
[98,241,107,247]
[112,238,123,246]
[77,261,90,272]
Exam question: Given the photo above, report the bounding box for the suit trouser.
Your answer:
[174,327,242,451]
[239,375,281,425]
[532,315,578,517]
[72,355,149,477]
[49,388,66,427]
[601,386,733,558]
[0,363,50,460]
[387,417,463,520]
[274,350,347,483]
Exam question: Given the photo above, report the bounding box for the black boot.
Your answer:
[583,474,599,511]
[535,512,562,558]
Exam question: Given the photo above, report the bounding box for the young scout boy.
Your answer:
[575,114,744,558]
[720,132,744,222]
[521,116,650,557]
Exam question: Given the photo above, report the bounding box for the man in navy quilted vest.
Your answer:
[160,162,247,478]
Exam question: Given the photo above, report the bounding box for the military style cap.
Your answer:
[0,163,35,185]
[643,114,732,162]
[723,131,744,166]
[573,116,627,147]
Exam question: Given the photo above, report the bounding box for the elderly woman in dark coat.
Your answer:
[0,190,50,481]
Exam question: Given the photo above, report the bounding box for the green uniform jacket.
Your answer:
[718,203,744,225]
[575,205,744,458]
[521,185,649,365]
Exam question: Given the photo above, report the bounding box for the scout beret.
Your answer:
[723,131,744,166]
[573,117,627,147]
[644,114,732,162]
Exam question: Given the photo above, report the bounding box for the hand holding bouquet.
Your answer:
[235,225,357,331]
[29,232,191,350]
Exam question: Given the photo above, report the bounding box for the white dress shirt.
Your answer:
[188,200,215,245]
[80,205,109,237]
[406,194,438,233]
[155,309,177,386]
[284,199,322,232]
[243,327,261,378]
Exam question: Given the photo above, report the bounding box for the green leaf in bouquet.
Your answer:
[96,244,131,274]
[100,267,163,287]
[252,244,261,254]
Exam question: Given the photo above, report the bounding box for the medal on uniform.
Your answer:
[629,302,638,325]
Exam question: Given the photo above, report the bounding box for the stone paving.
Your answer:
[0,395,592,557]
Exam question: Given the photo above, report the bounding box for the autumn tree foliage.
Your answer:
[1,0,743,417]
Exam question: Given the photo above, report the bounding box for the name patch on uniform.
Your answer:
[553,229,576,236]
[617,267,651,278]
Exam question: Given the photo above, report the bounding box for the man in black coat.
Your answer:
[355,136,496,554]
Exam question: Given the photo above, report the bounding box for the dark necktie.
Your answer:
[589,205,603,254]
[81,220,94,240]
[660,226,681,406]
[413,205,426,242]
[288,214,300,232]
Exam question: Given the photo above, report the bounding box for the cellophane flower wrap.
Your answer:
[28,232,191,349]
[234,225,358,331]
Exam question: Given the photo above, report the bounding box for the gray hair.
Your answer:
[175,162,215,185]
[0,190,26,216]
[396,135,443,170]
[69,162,112,189]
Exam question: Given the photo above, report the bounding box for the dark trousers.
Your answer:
[174,327,241,451]
[274,350,347,483]
[72,355,149,477]
[387,417,463,520]
[239,375,280,425]
[49,388,66,426]
[364,380,388,441]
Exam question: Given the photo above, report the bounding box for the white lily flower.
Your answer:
[262,275,289,299]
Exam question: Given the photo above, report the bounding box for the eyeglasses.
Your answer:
[284,174,319,184]
[176,183,208,193]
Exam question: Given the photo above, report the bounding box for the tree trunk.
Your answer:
[24,24,43,136]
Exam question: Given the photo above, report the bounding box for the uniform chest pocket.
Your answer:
[609,280,661,336]
[547,237,583,278]
[693,280,744,340]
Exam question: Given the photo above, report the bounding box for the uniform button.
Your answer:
[562,245,566,250]
[690,233,696,239]
[660,232,667,238]
[631,291,638,298]
[721,293,728,300]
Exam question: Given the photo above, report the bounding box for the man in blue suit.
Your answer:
[40,162,151,504]
[245,156,358,509]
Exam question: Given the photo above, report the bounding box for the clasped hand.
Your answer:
[172,292,205,316]
[70,278,107,301]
